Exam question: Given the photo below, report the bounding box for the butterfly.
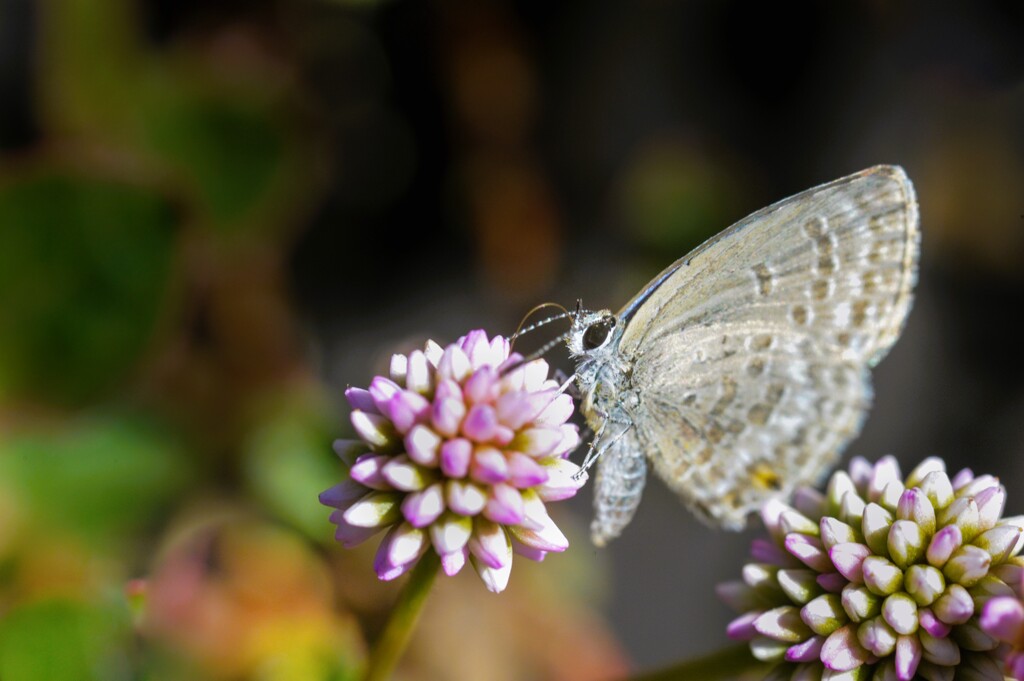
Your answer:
[564,165,920,546]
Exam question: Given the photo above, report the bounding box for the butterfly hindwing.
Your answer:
[629,324,870,528]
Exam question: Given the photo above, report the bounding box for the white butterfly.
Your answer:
[565,166,920,545]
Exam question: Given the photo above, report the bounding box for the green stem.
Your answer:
[363,551,441,681]
[624,643,770,681]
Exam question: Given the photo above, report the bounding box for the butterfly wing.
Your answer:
[617,165,919,528]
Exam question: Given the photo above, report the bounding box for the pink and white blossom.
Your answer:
[720,456,1023,681]
[321,330,585,593]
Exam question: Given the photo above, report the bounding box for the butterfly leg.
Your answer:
[553,368,582,399]
[574,419,607,479]
[574,411,633,478]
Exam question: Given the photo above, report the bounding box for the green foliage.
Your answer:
[0,173,177,404]
[0,414,192,541]
[0,599,130,681]
[244,391,342,540]
[35,0,144,137]
[141,90,286,228]
[618,142,741,254]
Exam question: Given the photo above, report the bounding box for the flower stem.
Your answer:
[363,551,441,681]
[624,643,769,681]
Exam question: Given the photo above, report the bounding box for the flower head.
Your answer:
[719,456,1024,681]
[320,329,585,593]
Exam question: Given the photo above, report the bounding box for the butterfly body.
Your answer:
[568,166,920,545]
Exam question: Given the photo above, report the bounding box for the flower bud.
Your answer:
[943,545,991,588]
[883,592,920,635]
[754,606,813,642]
[888,519,926,569]
[919,471,955,511]
[858,616,898,657]
[896,487,936,536]
[802,593,847,636]
[863,556,904,596]
[841,584,881,622]
[863,503,895,556]
[905,564,946,606]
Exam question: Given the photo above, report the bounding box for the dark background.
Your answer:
[1,0,1022,677]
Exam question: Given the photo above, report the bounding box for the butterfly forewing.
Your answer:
[590,165,919,535]
[619,166,919,365]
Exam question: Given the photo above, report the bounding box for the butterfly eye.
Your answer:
[582,317,615,351]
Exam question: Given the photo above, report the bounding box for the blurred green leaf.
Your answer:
[36,0,144,137]
[0,414,192,540]
[0,599,130,681]
[244,390,341,540]
[142,91,285,228]
[618,140,743,254]
[0,172,177,403]
[36,0,292,233]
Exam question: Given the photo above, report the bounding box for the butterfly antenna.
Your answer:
[509,302,572,350]
[500,330,571,377]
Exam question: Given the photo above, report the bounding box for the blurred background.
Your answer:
[1,1,1023,679]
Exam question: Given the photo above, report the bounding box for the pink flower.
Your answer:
[719,456,1024,681]
[321,330,584,593]
[980,561,1024,680]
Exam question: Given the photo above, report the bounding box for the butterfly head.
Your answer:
[566,303,619,359]
[566,303,630,433]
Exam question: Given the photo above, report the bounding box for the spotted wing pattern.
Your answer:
[632,325,870,528]
[617,166,919,529]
